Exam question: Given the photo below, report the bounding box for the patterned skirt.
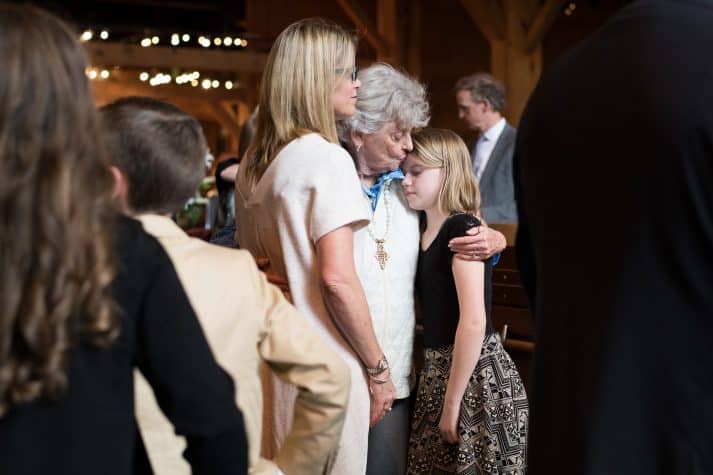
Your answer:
[407,333,529,474]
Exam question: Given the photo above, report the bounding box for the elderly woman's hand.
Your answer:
[448,226,506,261]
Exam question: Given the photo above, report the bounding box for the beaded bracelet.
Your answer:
[368,373,389,385]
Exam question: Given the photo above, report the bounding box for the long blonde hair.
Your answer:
[0,4,119,416]
[411,127,481,216]
[245,18,357,186]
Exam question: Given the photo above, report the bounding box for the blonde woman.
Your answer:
[402,128,528,474]
[235,18,395,474]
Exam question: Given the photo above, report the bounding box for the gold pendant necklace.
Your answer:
[375,239,388,270]
[366,181,393,271]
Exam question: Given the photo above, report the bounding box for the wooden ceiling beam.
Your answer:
[93,0,227,11]
[90,76,248,105]
[209,101,242,142]
[84,42,267,73]
[458,0,506,42]
[377,0,403,64]
[524,0,567,54]
[336,0,390,58]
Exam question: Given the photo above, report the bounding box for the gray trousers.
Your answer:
[365,397,410,475]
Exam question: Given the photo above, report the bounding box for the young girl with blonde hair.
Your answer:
[402,127,528,474]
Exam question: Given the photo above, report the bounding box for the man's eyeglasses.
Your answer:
[336,66,359,82]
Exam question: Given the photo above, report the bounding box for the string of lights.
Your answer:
[79,29,248,49]
[80,25,250,91]
[85,66,240,91]
[85,67,112,80]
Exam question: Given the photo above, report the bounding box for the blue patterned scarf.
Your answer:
[360,168,405,211]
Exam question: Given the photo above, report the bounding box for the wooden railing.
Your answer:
[490,224,534,393]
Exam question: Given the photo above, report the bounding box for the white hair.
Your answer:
[339,63,429,140]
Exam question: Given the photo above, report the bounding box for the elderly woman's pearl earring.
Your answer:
[356,143,362,154]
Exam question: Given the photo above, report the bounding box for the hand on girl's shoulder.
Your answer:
[446,213,481,241]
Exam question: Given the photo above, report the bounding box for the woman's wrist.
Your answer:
[367,368,391,385]
[365,354,389,376]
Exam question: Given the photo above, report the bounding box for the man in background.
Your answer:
[455,72,517,223]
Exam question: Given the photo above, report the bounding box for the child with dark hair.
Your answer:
[101,96,350,475]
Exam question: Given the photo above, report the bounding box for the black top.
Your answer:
[416,214,494,349]
[215,157,240,196]
[0,216,247,475]
[515,1,713,473]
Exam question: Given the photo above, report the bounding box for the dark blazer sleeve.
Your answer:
[133,234,248,474]
[513,126,537,314]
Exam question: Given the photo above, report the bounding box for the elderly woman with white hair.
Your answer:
[339,63,507,474]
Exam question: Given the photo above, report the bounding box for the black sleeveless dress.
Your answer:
[406,214,528,474]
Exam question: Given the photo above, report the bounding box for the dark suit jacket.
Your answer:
[0,216,248,475]
[515,1,713,473]
[478,123,518,223]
